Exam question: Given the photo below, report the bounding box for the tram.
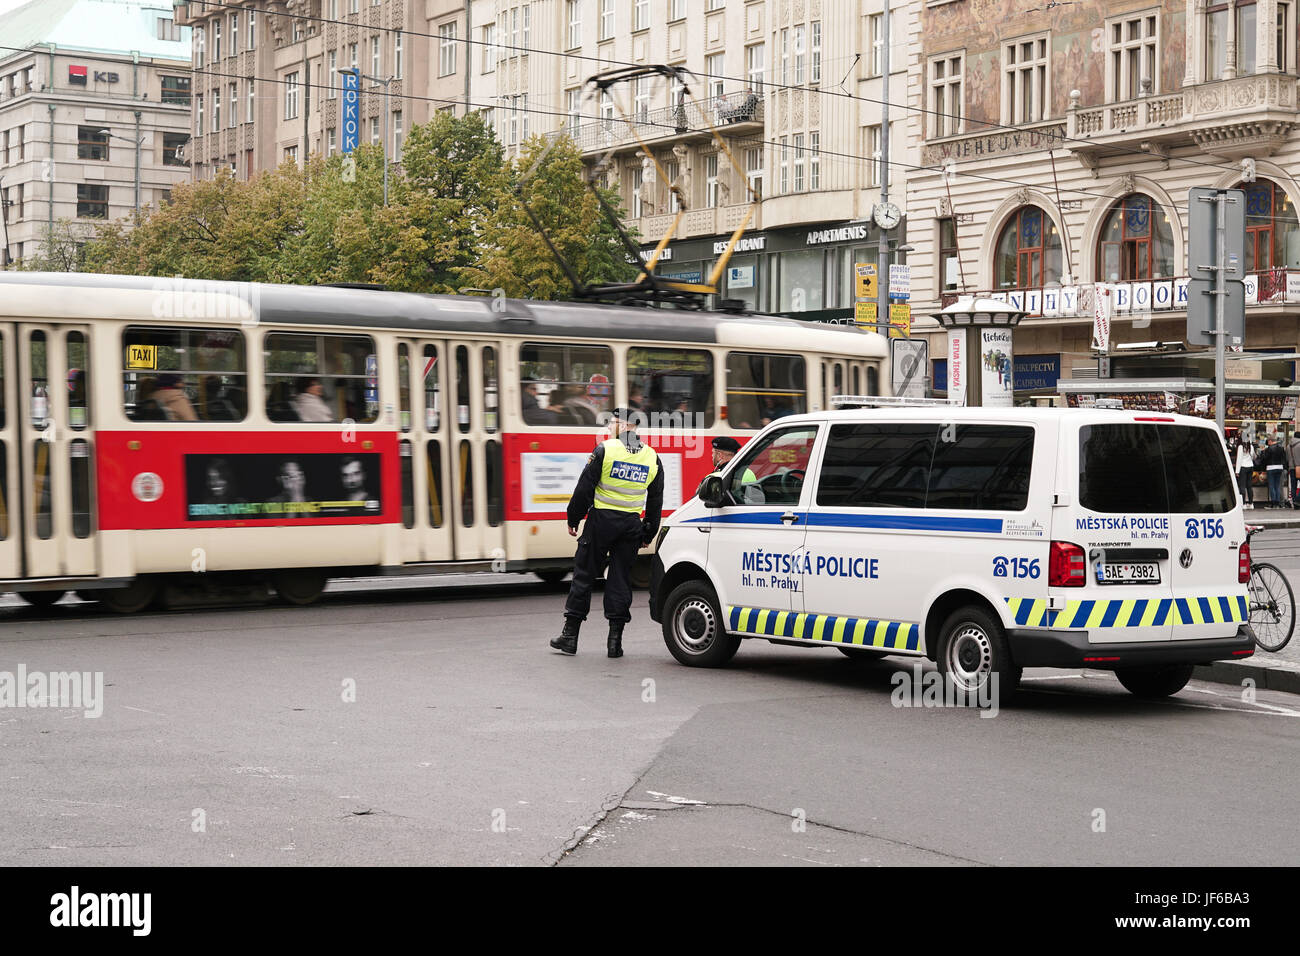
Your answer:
[0,272,887,611]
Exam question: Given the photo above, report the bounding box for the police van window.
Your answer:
[816,423,935,509]
[519,342,614,427]
[1080,424,1234,514]
[626,347,714,427]
[727,425,819,506]
[726,352,806,430]
[264,333,376,423]
[927,425,1034,511]
[123,327,247,422]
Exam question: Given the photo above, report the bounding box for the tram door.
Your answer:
[444,340,506,561]
[395,339,454,563]
[1,324,98,579]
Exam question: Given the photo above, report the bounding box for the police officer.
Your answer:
[550,408,664,658]
[709,436,756,482]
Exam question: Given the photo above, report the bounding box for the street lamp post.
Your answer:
[342,69,393,206]
[98,122,145,219]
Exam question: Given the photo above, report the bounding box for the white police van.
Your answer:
[649,404,1255,701]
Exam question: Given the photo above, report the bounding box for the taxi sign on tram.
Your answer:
[127,345,157,369]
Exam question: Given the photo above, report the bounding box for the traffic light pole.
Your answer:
[1215,192,1226,434]
[875,0,891,331]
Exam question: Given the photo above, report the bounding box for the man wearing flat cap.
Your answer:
[551,407,664,659]
[710,436,757,482]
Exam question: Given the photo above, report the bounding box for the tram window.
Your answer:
[483,346,499,434]
[0,444,8,540]
[424,345,441,431]
[33,439,52,539]
[67,331,89,430]
[122,327,247,423]
[0,331,6,430]
[626,347,714,427]
[867,366,879,395]
[399,440,415,529]
[519,342,614,427]
[455,345,471,434]
[70,439,92,538]
[427,440,444,528]
[30,330,49,429]
[852,366,860,396]
[726,352,807,430]
[458,439,474,527]
[486,439,503,527]
[833,363,844,397]
[398,344,411,432]
[264,332,377,424]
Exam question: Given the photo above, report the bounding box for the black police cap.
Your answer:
[711,436,741,453]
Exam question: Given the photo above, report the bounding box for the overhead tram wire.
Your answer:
[180,0,1267,187]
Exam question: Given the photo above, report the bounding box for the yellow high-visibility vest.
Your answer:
[593,438,659,513]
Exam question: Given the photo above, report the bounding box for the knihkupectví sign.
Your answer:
[342,71,359,154]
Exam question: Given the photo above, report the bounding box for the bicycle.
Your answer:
[1245,524,1295,652]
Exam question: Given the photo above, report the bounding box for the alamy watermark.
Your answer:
[0,665,103,718]
[890,661,1000,717]
[149,275,260,328]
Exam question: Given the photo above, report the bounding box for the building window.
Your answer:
[746,43,765,91]
[350,0,359,13]
[600,0,614,41]
[1108,14,1158,100]
[634,0,649,31]
[1278,2,1293,73]
[670,0,686,20]
[1206,3,1229,80]
[349,42,358,71]
[196,26,204,68]
[939,217,960,292]
[482,25,495,72]
[793,133,805,191]
[1240,179,1300,270]
[996,205,1063,288]
[1004,35,1048,124]
[706,53,725,98]
[634,77,650,122]
[745,146,763,199]
[77,183,108,219]
[793,24,806,85]
[810,131,820,189]
[779,136,789,193]
[372,35,381,76]
[521,93,529,140]
[230,13,238,55]
[706,154,719,208]
[249,11,255,49]
[708,0,725,10]
[566,88,582,136]
[285,145,298,164]
[664,160,680,211]
[1097,194,1174,280]
[811,21,822,84]
[196,93,203,132]
[161,75,191,105]
[327,127,336,155]
[247,80,255,122]
[1237,0,1258,73]
[631,166,644,218]
[214,19,221,60]
[163,132,189,166]
[523,4,531,48]
[370,116,380,145]
[229,82,238,126]
[328,51,337,98]
[439,22,457,76]
[779,29,790,84]
[77,126,109,161]
[157,16,181,41]
[929,53,964,138]
[285,72,299,120]
[212,87,220,131]
[395,32,403,78]
[866,124,881,187]
[868,13,883,77]
[393,110,403,158]
[563,1,580,48]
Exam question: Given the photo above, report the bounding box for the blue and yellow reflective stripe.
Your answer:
[1005,593,1250,628]
[725,605,922,653]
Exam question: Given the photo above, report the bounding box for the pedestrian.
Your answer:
[1261,435,1287,507]
[551,407,664,659]
[1235,438,1255,509]
[1287,429,1300,508]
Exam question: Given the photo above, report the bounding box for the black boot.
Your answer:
[550,617,580,655]
[607,622,625,659]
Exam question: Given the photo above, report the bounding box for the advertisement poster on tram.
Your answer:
[185,453,382,520]
[520,452,684,514]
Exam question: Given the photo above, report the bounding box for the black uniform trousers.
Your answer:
[564,507,643,624]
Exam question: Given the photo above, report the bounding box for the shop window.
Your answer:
[1096,194,1174,282]
[123,327,247,422]
[626,347,715,427]
[519,343,614,427]
[264,332,377,423]
[994,205,1062,289]
[726,352,806,430]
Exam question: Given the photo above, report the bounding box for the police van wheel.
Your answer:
[1115,664,1194,699]
[662,581,740,667]
[936,606,1020,703]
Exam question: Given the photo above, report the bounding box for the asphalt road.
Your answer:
[1,575,1298,867]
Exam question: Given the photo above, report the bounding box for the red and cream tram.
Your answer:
[0,272,887,611]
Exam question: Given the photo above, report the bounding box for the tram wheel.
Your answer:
[534,569,570,588]
[99,577,160,614]
[17,590,66,609]
[272,570,328,606]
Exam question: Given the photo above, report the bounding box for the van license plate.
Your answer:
[1098,562,1160,584]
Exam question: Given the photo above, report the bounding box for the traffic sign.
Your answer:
[889,263,911,300]
[1188,187,1245,281]
[891,338,927,398]
[855,263,877,299]
[888,303,911,338]
[854,301,878,327]
[1186,277,1245,346]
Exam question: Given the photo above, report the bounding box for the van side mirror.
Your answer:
[698,474,726,508]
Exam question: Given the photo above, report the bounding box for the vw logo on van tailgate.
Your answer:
[1179,549,1193,569]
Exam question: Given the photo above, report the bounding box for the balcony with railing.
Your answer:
[939,269,1300,317]
[1067,74,1300,163]
[630,202,762,244]
[562,92,765,155]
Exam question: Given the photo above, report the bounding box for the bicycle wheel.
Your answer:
[1249,563,1295,652]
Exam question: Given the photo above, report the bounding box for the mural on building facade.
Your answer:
[922,0,1186,149]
